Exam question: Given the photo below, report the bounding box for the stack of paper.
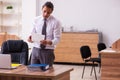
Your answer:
[101,49,116,53]
[31,33,45,42]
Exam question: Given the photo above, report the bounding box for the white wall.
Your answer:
[21,0,37,48]
[22,0,36,43]
[39,0,120,47]
[22,0,120,47]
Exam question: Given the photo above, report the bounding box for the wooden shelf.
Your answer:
[0,12,21,15]
[0,24,21,27]
[0,0,22,36]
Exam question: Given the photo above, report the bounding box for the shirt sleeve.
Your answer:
[51,20,62,45]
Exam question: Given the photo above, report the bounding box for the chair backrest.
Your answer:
[0,40,29,65]
[97,43,106,51]
[80,46,91,60]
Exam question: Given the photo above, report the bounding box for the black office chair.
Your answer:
[97,42,106,72]
[97,43,106,52]
[0,40,29,65]
[80,45,100,80]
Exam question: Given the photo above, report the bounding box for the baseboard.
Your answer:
[54,62,98,66]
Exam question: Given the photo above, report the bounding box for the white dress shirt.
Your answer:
[31,15,61,49]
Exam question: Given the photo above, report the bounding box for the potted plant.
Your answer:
[6,5,13,9]
[6,5,14,13]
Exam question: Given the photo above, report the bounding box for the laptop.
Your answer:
[0,54,20,69]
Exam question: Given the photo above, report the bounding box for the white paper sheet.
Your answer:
[31,33,45,42]
[101,49,116,53]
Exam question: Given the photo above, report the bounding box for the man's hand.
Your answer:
[40,40,52,45]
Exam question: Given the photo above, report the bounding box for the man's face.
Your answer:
[42,6,53,19]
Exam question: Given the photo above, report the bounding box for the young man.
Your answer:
[28,1,61,69]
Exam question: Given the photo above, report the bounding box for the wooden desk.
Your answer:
[100,49,120,80]
[0,65,73,80]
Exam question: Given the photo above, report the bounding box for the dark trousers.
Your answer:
[31,47,55,67]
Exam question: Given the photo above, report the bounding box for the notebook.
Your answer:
[0,54,21,69]
[27,64,49,71]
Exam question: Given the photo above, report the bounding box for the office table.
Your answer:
[0,65,73,80]
[100,48,120,80]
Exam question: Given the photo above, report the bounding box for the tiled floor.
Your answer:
[53,64,101,80]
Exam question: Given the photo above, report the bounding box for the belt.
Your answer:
[40,49,54,51]
[33,47,54,51]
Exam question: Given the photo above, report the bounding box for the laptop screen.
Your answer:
[0,54,11,69]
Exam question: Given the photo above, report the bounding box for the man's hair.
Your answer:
[42,1,54,11]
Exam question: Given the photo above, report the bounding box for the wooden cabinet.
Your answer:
[0,0,22,36]
[54,32,99,63]
[112,39,120,50]
[0,32,6,46]
[0,32,20,46]
[101,49,120,80]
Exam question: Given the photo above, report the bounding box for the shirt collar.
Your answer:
[41,15,52,21]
